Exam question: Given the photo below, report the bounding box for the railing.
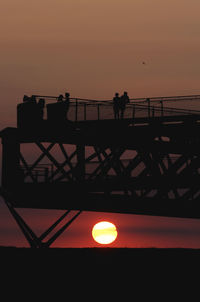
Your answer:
[25,94,200,122]
[20,164,54,183]
[69,101,200,121]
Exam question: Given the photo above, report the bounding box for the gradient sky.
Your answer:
[1,0,200,247]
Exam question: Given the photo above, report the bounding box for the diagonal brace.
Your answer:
[1,190,82,248]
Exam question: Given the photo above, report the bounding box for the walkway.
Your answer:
[32,94,200,122]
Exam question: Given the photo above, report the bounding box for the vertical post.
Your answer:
[50,164,53,182]
[147,98,150,118]
[84,103,87,121]
[152,106,155,118]
[160,101,163,117]
[75,98,78,122]
[76,144,85,181]
[45,168,48,183]
[132,104,135,120]
[97,104,100,120]
[1,129,20,188]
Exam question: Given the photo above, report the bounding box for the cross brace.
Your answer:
[1,189,82,248]
[18,141,200,202]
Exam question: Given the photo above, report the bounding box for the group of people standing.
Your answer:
[58,91,130,120]
[113,91,130,119]
[22,91,130,121]
[57,92,70,104]
[57,92,71,119]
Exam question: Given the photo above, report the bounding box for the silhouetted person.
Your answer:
[65,92,70,103]
[23,95,29,102]
[23,95,36,103]
[64,92,70,119]
[113,92,120,119]
[57,94,64,102]
[30,95,37,103]
[119,91,130,119]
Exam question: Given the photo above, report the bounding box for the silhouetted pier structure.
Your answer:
[1,94,200,247]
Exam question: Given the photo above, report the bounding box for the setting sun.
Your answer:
[92,221,118,245]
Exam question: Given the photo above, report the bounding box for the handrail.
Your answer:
[67,101,200,115]
[32,93,200,104]
[19,93,200,123]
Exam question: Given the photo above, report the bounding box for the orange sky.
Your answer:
[1,202,200,248]
[1,0,200,247]
[1,0,200,127]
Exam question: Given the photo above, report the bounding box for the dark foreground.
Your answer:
[1,246,200,254]
[1,247,200,290]
[2,246,200,257]
[1,246,200,266]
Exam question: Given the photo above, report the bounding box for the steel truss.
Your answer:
[2,131,200,247]
[1,189,81,248]
[19,138,200,202]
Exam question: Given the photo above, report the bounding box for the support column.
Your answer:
[76,144,85,181]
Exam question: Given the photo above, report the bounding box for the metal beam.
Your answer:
[36,142,72,181]
[0,189,82,248]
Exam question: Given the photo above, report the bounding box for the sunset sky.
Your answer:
[1,0,200,247]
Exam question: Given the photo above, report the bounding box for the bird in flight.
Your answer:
[142,61,146,65]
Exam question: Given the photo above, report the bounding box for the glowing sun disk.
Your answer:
[92,221,118,245]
